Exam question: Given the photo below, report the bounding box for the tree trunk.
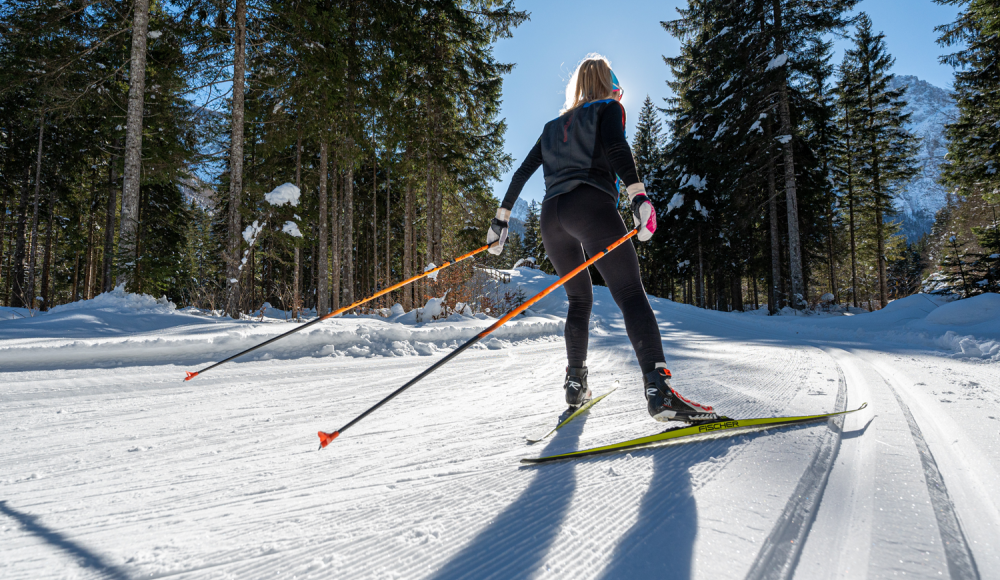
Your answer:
[40,186,55,309]
[425,161,435,270]
[826,193,837,303]
[342,144,354,305]
[848,181,859,308]
[72,250,80,302]
[119,0,149,288]
[696,226,705,308]
[731,272,743,312]
[331,154,340,310]
[0,190,7,304]
[875,195,887,308]
[134,185,144,293]
[103,153,117,292]
[317,139,329,316]
[84,195,96,300]
[373,140,378,294]
[767,129,782,313]
[293,131,302,318]
[12,167,31,308]
[225,0,247,318]
[26,113,45,309]
[386,163,390,294]
[403,162,414,310]
[772,0,804,309]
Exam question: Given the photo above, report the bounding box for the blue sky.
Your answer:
[491,0,962,206]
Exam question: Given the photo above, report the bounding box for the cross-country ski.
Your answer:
[3,2,999,579]
[522,403,868,464]
[526,383,619,444]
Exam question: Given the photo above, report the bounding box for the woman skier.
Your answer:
[486,55,718,423]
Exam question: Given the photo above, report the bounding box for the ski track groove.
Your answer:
[743,353,848,580]
[866,359,981,579]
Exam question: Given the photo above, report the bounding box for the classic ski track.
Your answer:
[857,350,1000,575]
[793,347,986,580]
[743,352,848,580]
[860,352,986,579]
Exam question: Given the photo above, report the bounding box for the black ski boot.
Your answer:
[644,364,719,423]
[564,366,592,408]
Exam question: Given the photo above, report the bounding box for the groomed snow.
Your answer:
[1,271,997,579]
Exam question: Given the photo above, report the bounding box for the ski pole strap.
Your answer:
[318,228,638,448]
[185,243,495,381]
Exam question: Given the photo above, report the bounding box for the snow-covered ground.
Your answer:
[2,269,998,579]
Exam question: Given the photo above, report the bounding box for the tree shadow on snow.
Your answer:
[0,500,131,580]
[428,411,590,580]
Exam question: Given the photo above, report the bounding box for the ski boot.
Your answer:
[644,363,719,423]
[564,366,592,408]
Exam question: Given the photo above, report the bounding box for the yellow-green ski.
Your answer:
[521,402,868,463]
[526,382,619,444]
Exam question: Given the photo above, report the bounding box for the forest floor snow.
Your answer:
[1,269,998,579]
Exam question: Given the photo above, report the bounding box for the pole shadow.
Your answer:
[428,410,590,580]
[0,500,131,580]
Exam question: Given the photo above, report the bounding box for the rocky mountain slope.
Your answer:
[890,75,957,241]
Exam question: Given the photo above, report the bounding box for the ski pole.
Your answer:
[184,243,495,381]
[318,228,639,449]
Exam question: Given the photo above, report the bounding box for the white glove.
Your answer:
[628,183,657,242]
[487,208,510,255]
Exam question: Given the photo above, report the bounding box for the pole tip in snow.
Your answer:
[184,371,199,381]
[318,430,340,449]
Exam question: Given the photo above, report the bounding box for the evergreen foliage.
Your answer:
[935,0,1000,204]
[0,0,526,315]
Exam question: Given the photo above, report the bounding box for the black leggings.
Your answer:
[540,184,666,374]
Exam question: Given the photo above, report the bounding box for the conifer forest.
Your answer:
[0,0,997,319]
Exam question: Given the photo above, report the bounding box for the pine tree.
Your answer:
[522,200,543,265]
[632,96,664,185]
[935,0,1000,204]
[970,205,1000,293]
[659,0,851,312]
[840,13,919,308]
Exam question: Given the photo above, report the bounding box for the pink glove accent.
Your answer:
[632,195,656,241]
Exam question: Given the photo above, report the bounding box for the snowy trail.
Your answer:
[2,284,999,578]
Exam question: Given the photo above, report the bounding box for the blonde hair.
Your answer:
[562,54,615,114]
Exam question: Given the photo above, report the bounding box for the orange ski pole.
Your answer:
[184,243,495,381]
[317,228,639,449]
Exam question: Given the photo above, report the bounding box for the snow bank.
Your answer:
[0,271,567,372]
[731,292,1000,361]
[48,285,176,316]
[5,269,996,374]
[924,292,1000,325]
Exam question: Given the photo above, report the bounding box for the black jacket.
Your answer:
[501,99,640,210]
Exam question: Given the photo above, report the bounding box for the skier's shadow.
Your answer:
[428,411,591,580]
[590,437,735,580]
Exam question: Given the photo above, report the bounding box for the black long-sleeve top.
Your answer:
[501,99,640,211]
